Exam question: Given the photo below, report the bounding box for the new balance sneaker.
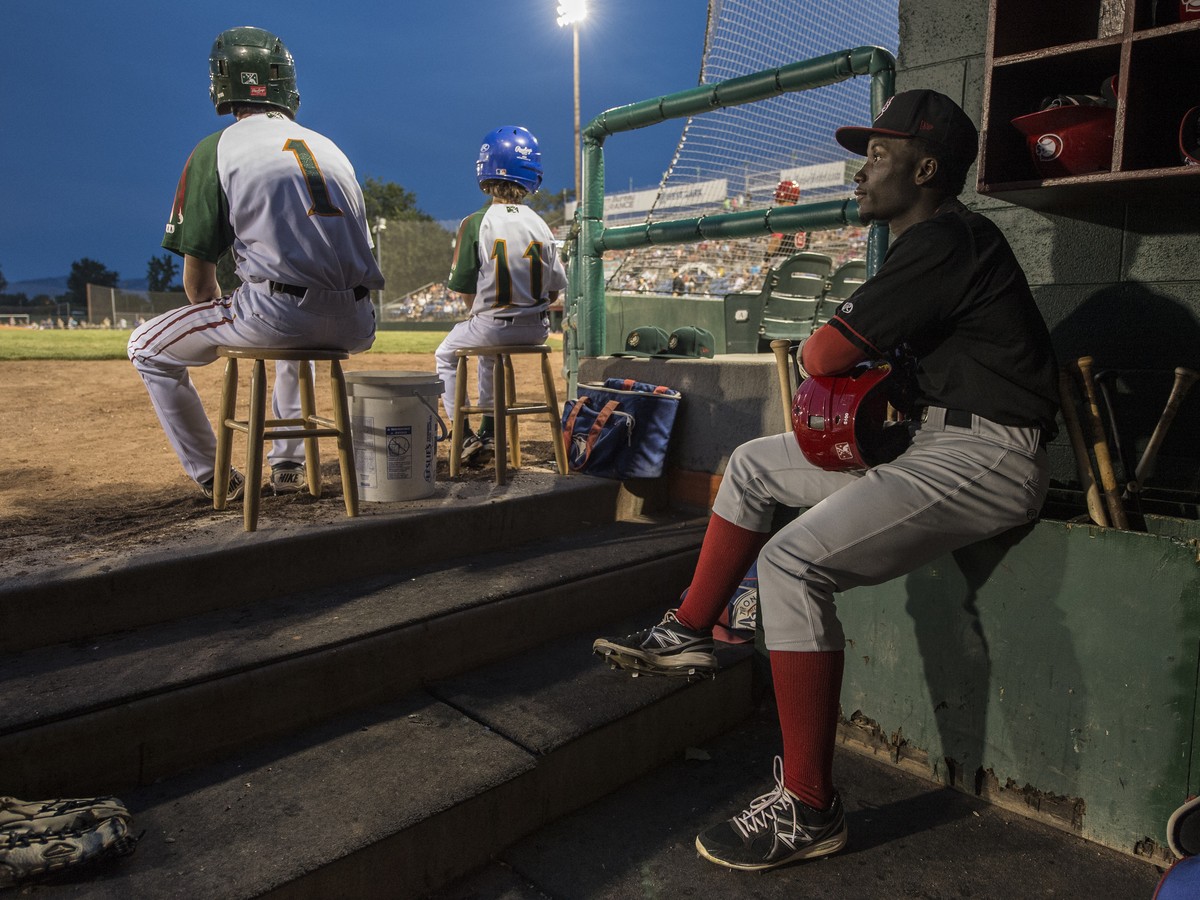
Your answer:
[200,469,246,502]
[592,608,717,677]
[270,461,307,495]
[695,757,848,871]
[461,429,495,467]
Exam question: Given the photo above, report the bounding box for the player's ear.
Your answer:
[913,152,939,187]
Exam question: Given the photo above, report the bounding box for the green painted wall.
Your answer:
[602,295,730,356]
[837,518,1200,855]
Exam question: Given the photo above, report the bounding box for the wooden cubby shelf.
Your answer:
[979,0,1200,208]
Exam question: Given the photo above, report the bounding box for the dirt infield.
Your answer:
[0,354,565,579]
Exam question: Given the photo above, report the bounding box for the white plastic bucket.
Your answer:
[344,371,445,502]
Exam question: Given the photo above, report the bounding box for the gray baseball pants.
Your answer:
[711,406,1048,652]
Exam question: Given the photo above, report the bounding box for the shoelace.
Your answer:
[643,611,691,649]
[732,757,801,844]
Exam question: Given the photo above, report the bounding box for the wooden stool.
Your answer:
[213,347,358,532]
[449,344,568,485]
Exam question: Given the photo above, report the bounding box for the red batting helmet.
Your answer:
[1010,94,1115,178]
[1181,106,1200,166]
[791,362,910,471]
[774,180,800,203]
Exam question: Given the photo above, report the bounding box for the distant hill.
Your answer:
[7,277,67,298]
[7,276,149,297]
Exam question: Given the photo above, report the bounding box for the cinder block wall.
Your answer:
[899,0,1200,493]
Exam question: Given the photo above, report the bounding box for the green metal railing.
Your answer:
[563,45,896,383]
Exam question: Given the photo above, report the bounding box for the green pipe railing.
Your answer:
[564,45,896,380]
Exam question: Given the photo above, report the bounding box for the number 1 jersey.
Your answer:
[162,111,383,292]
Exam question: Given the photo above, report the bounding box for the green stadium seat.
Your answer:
[813,258,867,329]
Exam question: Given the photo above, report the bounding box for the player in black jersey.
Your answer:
[593,90,1059,872]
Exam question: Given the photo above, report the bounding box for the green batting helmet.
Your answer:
[209,26,300,116]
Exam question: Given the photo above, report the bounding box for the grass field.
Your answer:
[0,327,562,361]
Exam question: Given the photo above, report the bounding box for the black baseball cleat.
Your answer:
[460,429,495,467]
[592,608,717,677]
[200,469,246,502]
[695,756,848,871]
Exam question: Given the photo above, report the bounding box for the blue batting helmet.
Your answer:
[476,126,543,193]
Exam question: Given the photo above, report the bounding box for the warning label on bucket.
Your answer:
[386,425,413,480]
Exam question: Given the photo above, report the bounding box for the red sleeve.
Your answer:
[801,324,869,376]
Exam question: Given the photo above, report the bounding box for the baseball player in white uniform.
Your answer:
[435,126,568,464]
[128,26,381,500]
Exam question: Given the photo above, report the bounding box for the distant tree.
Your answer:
[66,257,119,310]
[527,187,574,228]
[374,219,455,299]
[0,264,7,295]
[361,177,433,223]
[146,253,181,293]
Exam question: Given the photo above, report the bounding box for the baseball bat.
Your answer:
[1131,366,1199,492]
[1057,371,1109,528]
[770,339,796,432]
[1095,371,1134,489]
[1075,356,1129,530]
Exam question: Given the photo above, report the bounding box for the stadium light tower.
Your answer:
[556,0,587,208]
[372,217,387,321]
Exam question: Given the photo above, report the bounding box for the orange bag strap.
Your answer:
[564,399,621,465]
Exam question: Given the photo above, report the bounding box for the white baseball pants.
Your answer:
[434,314,549,423]
[128,282,375,485]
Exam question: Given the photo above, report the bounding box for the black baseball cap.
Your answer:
[835,89,978,168]
[613,325,670,357]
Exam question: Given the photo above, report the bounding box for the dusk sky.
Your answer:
[2,1,709,284]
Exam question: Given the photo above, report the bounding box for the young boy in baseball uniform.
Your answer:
[128,26,381,500]
[593,90,1060,871]
[436,126,568,465]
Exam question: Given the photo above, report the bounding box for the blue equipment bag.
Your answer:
[561,378,681,479]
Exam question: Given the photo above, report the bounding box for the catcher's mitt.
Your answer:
[0,796,138,888]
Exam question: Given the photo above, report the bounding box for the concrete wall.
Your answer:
[578,354,785,478]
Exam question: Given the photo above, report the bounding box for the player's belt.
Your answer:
[920,406,1048,447]
[920,407,974,428]
[269,281,370,301]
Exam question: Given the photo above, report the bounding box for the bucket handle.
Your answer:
[417,394,450,443]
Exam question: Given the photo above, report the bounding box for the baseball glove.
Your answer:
[0,796,138,888]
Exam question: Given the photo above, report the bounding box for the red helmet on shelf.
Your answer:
[774,180,800,203]
[1010,104,1115,179]
[1181,106,1200,166]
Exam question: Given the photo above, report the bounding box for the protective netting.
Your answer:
[603,0,898,298]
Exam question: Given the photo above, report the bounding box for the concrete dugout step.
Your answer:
[33,618,755,898]
[0,474,627,655]
[0,515,707,799]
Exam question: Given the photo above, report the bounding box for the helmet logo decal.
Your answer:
[1034,133,1064,161]
[515,146,533,159]
[240,72,260,85]
[834,443,854,460]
